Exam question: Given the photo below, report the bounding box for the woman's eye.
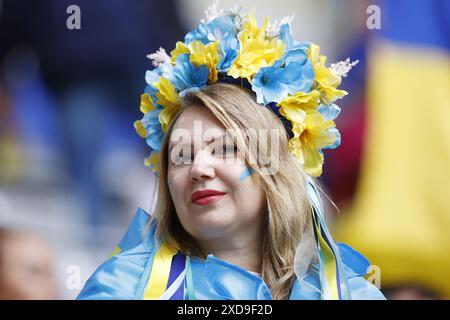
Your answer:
[224,145,237,154]
[172,150,193,166]
[213,145,237,158]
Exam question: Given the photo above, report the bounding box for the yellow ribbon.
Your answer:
[143,242,178,299]
[312,212,340,300]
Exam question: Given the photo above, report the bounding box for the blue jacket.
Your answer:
[77,208,385,300]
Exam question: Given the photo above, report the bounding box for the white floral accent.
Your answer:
[227,4,242,18]
[207,28,229,42]
[330,58,359,78]
[229,6,245,32]
[266,14,295,38]
[200,0,224,23]
[147,47,171,67]
[238,7,255,30]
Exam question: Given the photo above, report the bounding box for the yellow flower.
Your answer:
[170,41,190,65]
[189,40,221,83]
[289,110,337,177]
[140,93,156,114]
[153,77,179,132]
[144,151,160,172]
[134,93,158,139]
[228,13,285,80]
[278,90,320,123]
[134,120,147,138]
[309,44,348,104]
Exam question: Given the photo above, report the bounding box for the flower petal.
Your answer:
[134,120,147,138]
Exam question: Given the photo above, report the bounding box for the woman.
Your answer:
[77,4,385,300]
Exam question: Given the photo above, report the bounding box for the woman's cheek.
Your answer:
[167,172,180,199]
[168,172,188,202]
[238,166,255,182]
[168,179,174,195]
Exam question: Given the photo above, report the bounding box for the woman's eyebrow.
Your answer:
[169,134,228,151]
[205,134,227,145]
[169,142,192,153]
[205,134,237,150]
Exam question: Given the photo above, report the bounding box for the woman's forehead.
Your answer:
[170,105,229,143]
[173,105,221,129]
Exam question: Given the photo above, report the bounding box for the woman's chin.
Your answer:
[187,216,235,240]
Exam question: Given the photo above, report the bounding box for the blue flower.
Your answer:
[252,49,315,105]
[322,127,341,150]
[185,16,237,45]
[141,109,164,151]
[168,54,209,91]
[143,84,162,109]
[279,23,309,51]
[318,103,341,150]
[144,62,174,109]
[317,103,341,121]
[217,33,240,72]
[145,62,173,85]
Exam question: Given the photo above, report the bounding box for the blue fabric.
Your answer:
[77,208,157,299]
[77,208,385,300]
[167,253,186,300]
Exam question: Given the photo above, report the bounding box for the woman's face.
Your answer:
[0,232,57,300]
[167,105,266,244]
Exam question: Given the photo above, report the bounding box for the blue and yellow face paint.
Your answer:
[239,166,255,182]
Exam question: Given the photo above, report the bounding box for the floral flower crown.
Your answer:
[134,1,358,177]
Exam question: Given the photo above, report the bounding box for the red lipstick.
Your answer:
[191,189,226,205]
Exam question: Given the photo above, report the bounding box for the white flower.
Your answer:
[266,14,295,38]
[146,47,171,67]
[227,4,242,18]
[330,58,359,78]
[228,5,245,32]
[200,0,224,23]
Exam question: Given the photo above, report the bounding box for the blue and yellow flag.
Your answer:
[336,0,450,297]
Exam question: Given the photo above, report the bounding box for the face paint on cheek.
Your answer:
[239,166,255,182]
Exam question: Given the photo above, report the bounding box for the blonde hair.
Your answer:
[147,83,312,300]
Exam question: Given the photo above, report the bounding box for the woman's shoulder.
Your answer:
[113,207,158,252]
[337,243,386,300]
[290,243,386,300]
[76,207,158,300]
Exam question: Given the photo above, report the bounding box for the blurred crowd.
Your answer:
[0,0,449,299]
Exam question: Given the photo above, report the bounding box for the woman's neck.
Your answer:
[198,234,263,274]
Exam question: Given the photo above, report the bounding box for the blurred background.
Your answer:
[0,0,449,299]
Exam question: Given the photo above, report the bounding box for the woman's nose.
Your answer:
[189,150,215,182]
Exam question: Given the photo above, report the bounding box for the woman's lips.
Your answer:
[192,194,225,205]
[191,189,226,205]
